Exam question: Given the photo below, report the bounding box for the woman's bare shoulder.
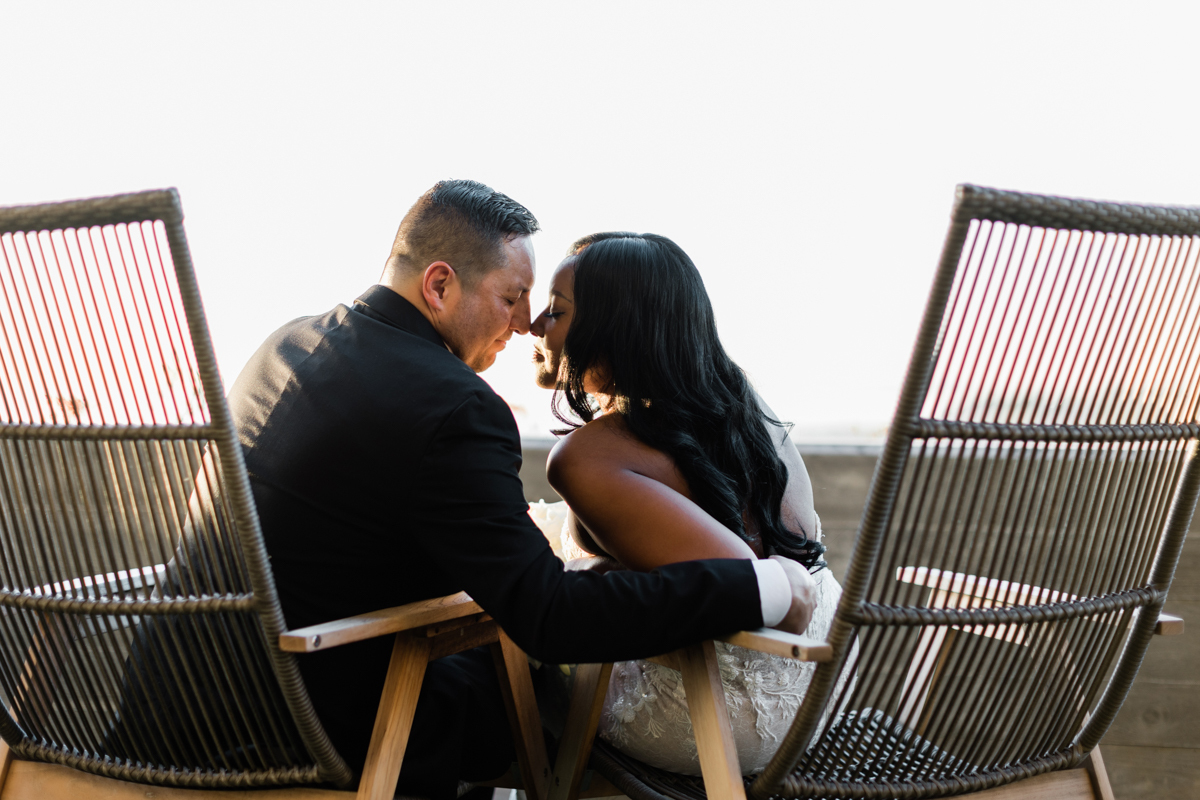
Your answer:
[547,414,685,492]
[546,413,754,569]
[547,415,635,480]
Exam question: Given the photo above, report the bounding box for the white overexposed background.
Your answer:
[3,1,1199,443]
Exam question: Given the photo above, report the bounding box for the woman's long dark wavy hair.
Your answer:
[555,232,826,570]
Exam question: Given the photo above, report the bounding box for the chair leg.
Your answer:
[1083,746,1116,800]
[357,633,432,800]
[678,641,746,800]
[0,737,14,793]
[491,632,552,800]
[549,662,614,800]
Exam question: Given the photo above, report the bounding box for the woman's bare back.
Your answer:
[547,402,816,571]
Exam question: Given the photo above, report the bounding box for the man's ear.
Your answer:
[421,262,458,312]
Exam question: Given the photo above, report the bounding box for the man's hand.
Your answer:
[769,555,817,635]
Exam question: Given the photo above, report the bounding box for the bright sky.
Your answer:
[4,2,1199,442]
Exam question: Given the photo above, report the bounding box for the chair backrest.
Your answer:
[754,185,1200,799]
[0,190,350,788]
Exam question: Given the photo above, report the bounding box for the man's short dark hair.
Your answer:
[389,180,540,285]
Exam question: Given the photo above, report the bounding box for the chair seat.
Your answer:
[588,709,962,800]
[590,739,713,800]
[796,708,965,785]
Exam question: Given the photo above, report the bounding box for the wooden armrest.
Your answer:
[1156,613,1184,635]
[280,591,483,653]
[719,628,832,661]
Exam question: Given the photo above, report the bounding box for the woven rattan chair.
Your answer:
[550,184,1197,800]
[0,190,553,800]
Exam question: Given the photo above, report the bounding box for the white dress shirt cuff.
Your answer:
[753,558,791,628]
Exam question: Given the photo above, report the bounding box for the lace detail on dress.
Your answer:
[596,515,858,776]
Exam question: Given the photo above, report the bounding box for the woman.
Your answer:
[528,232,854,775]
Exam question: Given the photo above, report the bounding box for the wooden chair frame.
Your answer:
[547,619,1182,800]
[549,184,1200,800]
[0,190,548,800]
[0,591,552,800]
[549,630,831,800]
[280,592,551,800]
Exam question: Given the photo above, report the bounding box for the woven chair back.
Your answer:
[0,191,350,789]
[753,185,1200,799]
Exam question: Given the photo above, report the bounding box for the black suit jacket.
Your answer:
[227,285,763,768]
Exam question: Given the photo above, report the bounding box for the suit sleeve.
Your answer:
[408,389,765,664]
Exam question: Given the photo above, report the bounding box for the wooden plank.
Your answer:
[897,566,1077,606]
[645,632,832,671]
[1100,744,1200,799]
[0,757,354,800]
[424,612,492,637]
[280,592,482,652]
[1104,680,1200,748]
[356,634,431,800]
[1132,600,1200,683]
[899,626,959,734]
[428,620,499,660]
[491,632,551,800]
[899,565,1180,639]
[962,768,1094,799]
[645,652,680,671]
[801,453,875,581]
[549,662,613,800]
[678,642,745,800]
[717,629,832,661]
[1164,525,1200,603]
[520,443,562,503]
[801,452,875,521]
[0,740,12,794]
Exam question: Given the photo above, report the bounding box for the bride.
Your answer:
[528,232,855,776]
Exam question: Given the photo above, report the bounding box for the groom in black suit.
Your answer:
[228,180,814,799]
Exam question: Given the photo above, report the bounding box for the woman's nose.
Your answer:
[530,307,548,336]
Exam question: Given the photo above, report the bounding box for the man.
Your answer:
[228,180,815,798]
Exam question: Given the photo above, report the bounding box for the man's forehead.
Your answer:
[484,242,534,292]
[500,235,535,288]
[506,233,535,263]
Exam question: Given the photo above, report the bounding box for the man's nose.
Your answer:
[511,299,532,335]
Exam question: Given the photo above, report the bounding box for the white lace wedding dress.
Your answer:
[527,502,857,776]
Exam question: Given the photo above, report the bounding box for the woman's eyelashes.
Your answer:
[543,310,565,320]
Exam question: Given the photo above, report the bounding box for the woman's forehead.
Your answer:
[550,257,576,297]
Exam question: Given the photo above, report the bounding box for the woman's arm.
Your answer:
[566,512,611,558]
[547,419,758,572]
